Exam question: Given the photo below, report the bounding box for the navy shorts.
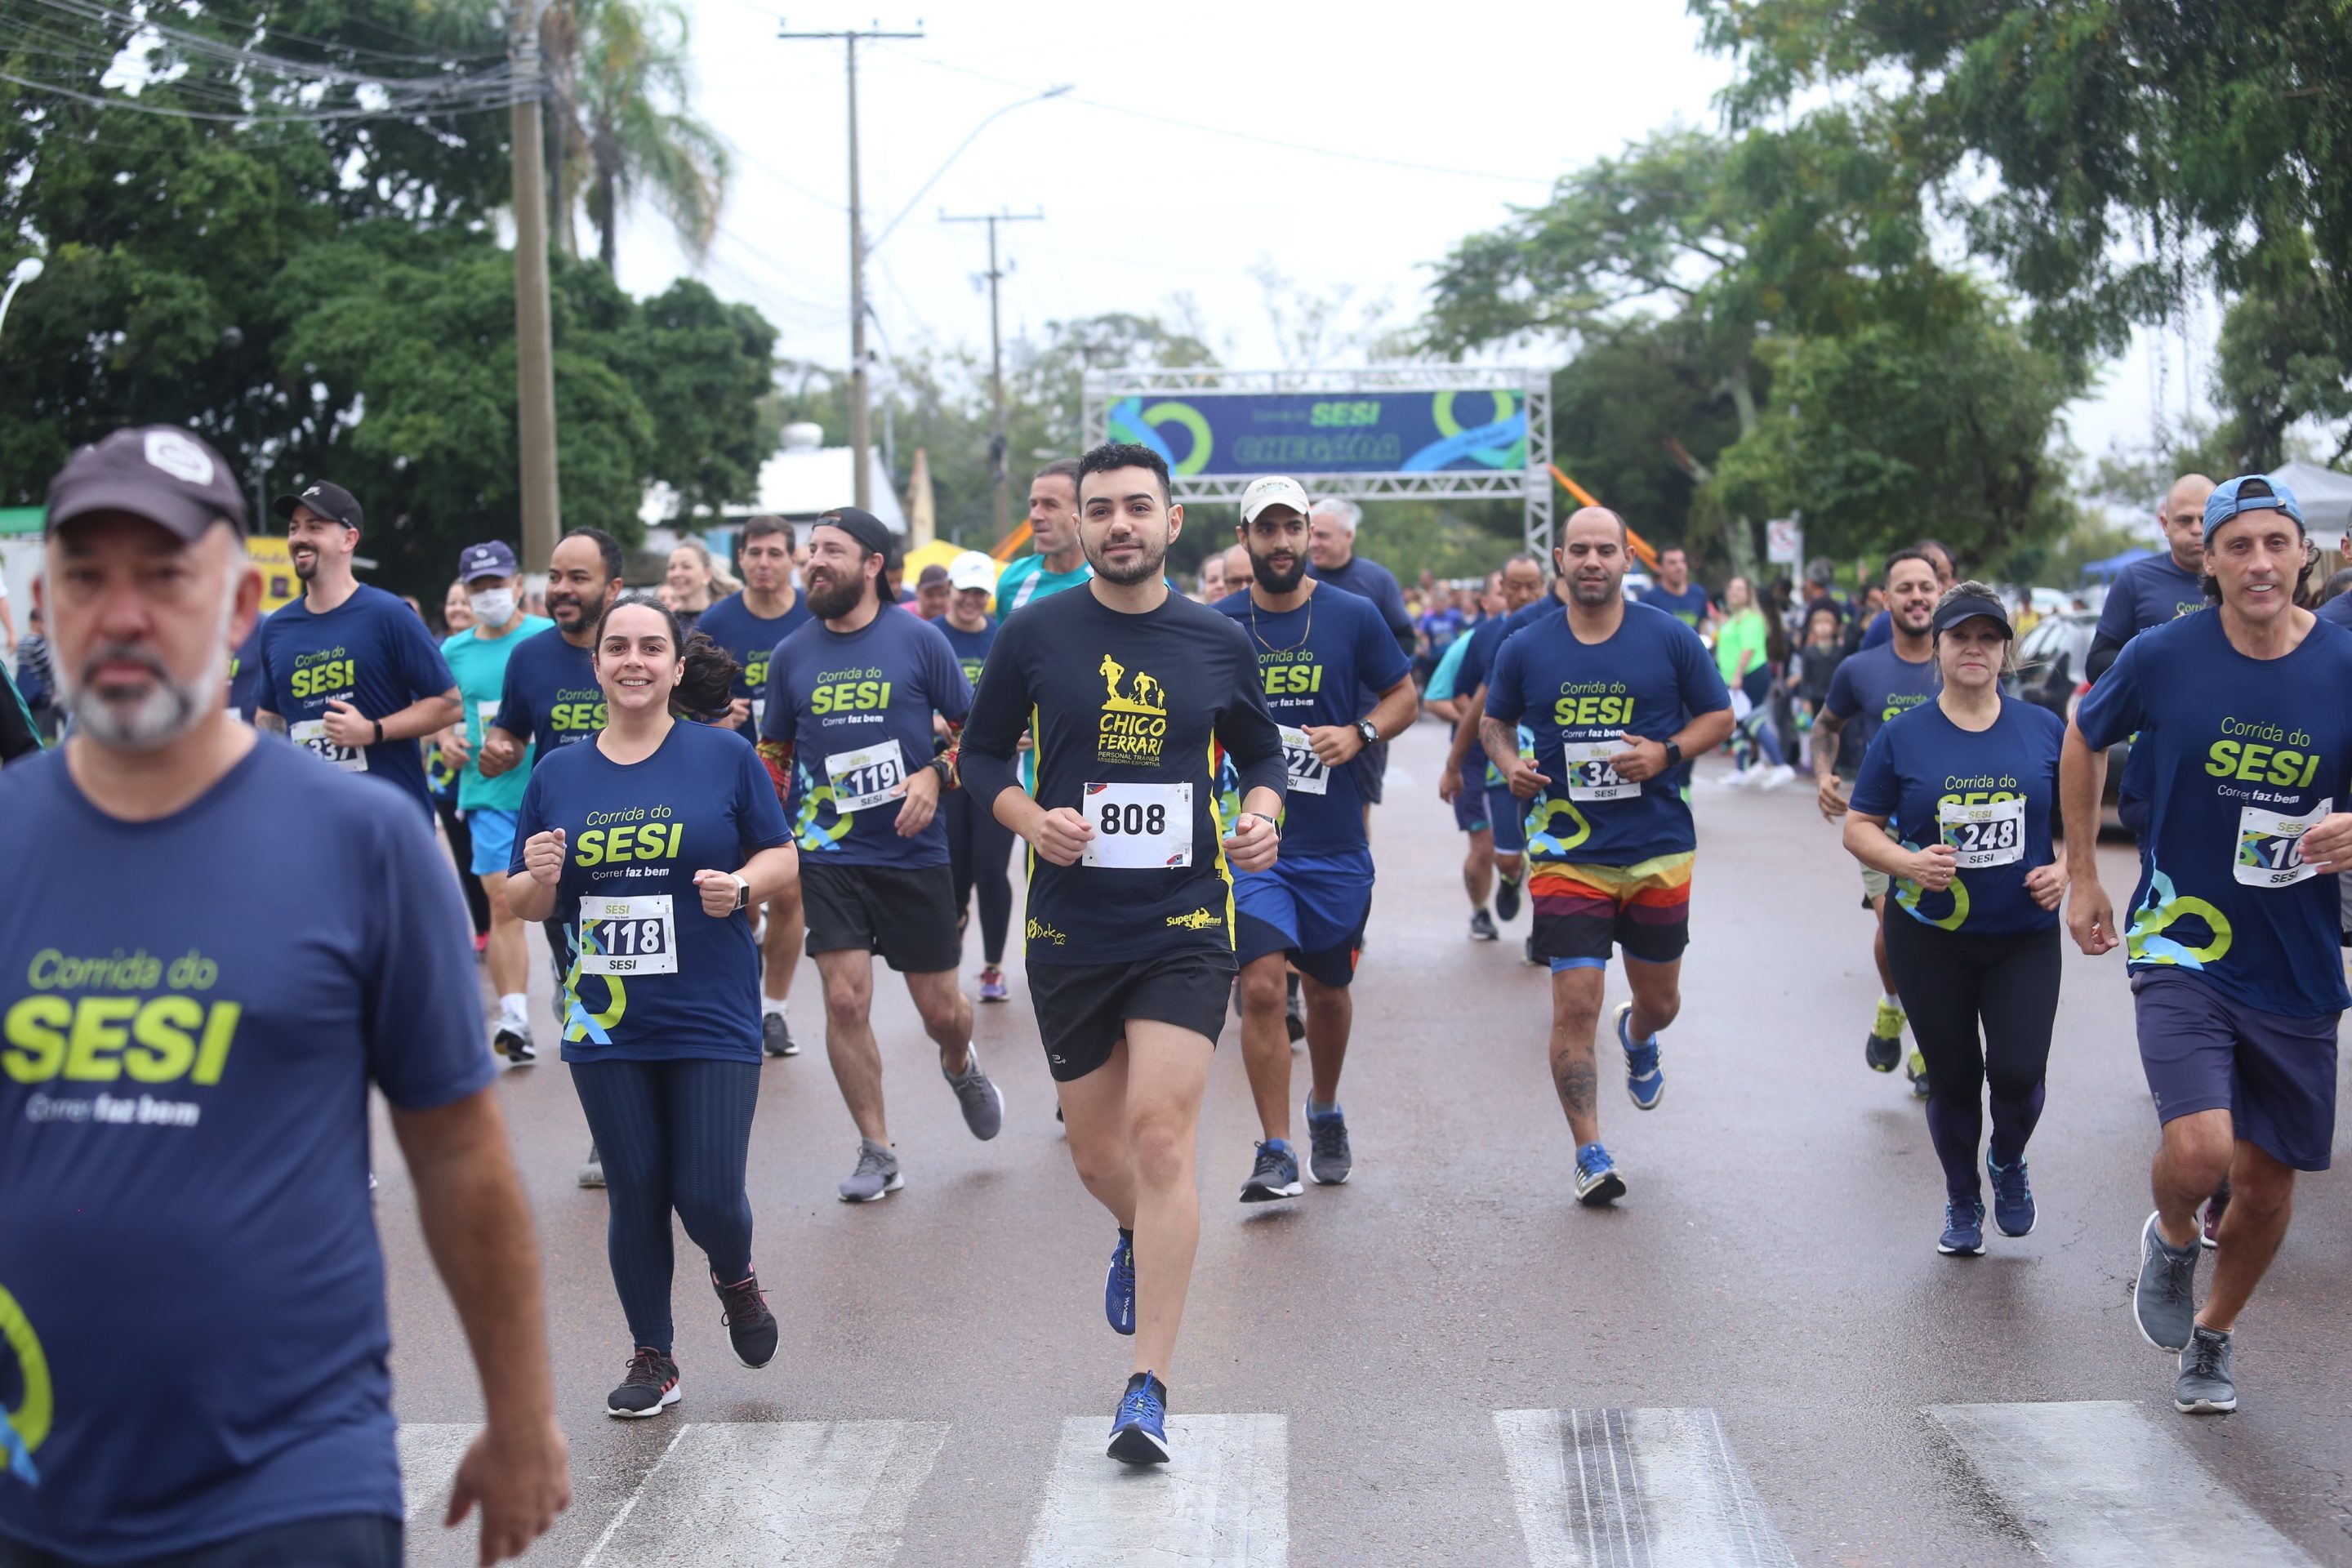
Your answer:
[1449,768,1526,854]
[1234,851,1371,988]
[1027,950,1236,1080]
[2132,972,2339,1172]
[1356,739,1388,805]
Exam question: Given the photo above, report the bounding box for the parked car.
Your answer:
[2007,610,2129,835]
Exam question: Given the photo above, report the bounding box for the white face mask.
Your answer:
[469,586,517,626]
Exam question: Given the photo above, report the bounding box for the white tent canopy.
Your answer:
[2270,459,2352,540]
[639,423,907,536]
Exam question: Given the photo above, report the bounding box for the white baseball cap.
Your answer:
[1239,474,1312,526]
[947,550,999,592]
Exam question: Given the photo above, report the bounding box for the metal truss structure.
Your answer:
[1083,365,1554,556]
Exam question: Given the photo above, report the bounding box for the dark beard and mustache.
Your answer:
[805,568,870,620]
[1250,550,1305,594]
[1089,532,1168,586]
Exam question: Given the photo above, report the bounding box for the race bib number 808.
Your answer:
[1081,782,1191,869]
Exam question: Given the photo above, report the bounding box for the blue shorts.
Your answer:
[1450,769,1526,854]
[2132,972,2339,1172]
[467,807,519,878]
[1234,850,1373,987]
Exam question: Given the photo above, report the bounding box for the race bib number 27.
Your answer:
[1277,725,1329,795]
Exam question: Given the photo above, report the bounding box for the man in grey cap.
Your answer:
[0,426,568,1565]
[253,477,460,818]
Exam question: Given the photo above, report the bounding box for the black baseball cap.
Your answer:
[273,479,364,531]
[45,425,248,541]
[1931,592,2011,639]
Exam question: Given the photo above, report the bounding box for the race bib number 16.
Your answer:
[2236,797,2331,889]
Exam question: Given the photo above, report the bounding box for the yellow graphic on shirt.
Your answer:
[4,949,240,1101]
[1166,907,1220,930]
[1097,653,1169,765]
[1027,919,1067,946]
[0,1282,51,1484]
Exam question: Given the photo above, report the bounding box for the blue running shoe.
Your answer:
[1615,1002,1664,1110]
[1108,1370,1171,1464]
[1573,1142,1626,1206]
[1105,1228,1135,1336]
[1987,1153,2036,1238]
[1938,1198,1986,1256]
[1240,1140,1302,1202]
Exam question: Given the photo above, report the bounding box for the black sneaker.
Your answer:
[1283,972,1305,1045]
[1494,869,1523,923]
[712,1270,778,1369]
[762,1011,799,1058]
[493,1018,536,1063]
[2201,1182,2230,1250]
[607,1347,680,1418]
[1468,908,1499,942]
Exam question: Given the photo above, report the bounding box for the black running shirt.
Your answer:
[962,586,1285,964]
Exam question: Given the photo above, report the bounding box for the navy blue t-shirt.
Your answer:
[492,626,605,756]
[1638,581,1712,629]
[2077,610,2352,1016]
[1214,584,1412,857]
[513,720,791,1062]
[1824,641,1940,776]
[1860,608,1892,649]
[759,608,973,868]
[1306,554,1414,655]
[2095,554,2210,808]
[225,617,265,724]
[0,742,491,1561]
[255,584,455,817]
[1485,602,1731,866]
[693,590,813,740]
[937,615,998,693]
[1851,695,2065,935]
[2318,593,2352,630]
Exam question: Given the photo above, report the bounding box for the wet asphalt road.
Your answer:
[376,715,2352,1567]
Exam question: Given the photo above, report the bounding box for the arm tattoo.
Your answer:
[255,711,287,736]
[1479,715,1518,769]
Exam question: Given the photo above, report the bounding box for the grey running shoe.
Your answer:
[2175,1325,2237,1413]
[761,1011,800,1057]
[2134,1210,2199,1352]
[943,1045,1004,1140]
[577,1143,604,1189]
[839,1138,902,1203]
[1304,1102,1352,1186]
[1468,908,1499,942]
[1241,1141,1302,1202]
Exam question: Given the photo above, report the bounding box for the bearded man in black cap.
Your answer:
[755,506,1007,1200]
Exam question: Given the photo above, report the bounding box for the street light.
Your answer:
[868,84,1071,255]
[0,257,45,344]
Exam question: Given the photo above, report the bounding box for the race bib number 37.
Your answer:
[580,893,679,975]
[1940,796,2025,869]
[2236,797,2331,888]
[826,740,906,813]
[1081,782,1191,869]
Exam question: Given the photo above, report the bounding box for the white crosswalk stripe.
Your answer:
[1494,1407,1797,1568]
[395,1422,479,1529]
[1926,1401,2322,1568]
[577,1419,948,1567]
[1021,1414,1288,1568]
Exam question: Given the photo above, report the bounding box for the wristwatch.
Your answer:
[730,874,750,913]
[1662,741,1684,770]
[372,719,385,745]
[1354,719,1380,747]
[1240,811,1281,838]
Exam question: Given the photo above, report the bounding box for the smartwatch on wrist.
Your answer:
[1662,741,1683,771]
[1241,811,1279,838]
[731,874,750,913]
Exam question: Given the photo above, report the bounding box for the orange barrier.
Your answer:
[1550,466,1659,573]
[990,520,1032,562]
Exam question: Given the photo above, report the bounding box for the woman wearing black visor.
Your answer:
[1843,583,2067,1255]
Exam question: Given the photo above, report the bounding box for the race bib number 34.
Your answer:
[2236,797,2331,889]
[1277,725,1329,795]
[1565,741,1635,802]
[290,718,367,773]
[1940,797,2025,869]
[580,893,678,975]
[826,740,906,813]
[1082,782,1191,869]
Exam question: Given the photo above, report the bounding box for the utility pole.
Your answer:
[942,208,1042,537]
[510,0,560,572]
[781,20,924,510]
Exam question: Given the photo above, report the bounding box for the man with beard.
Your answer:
[1481,506,1733,1206]
[1213,477,1417,1198]
[0,425,568,1566]
[1814,548,1944,1090]
[481,525,625,1183]
[254,479,460,817]
[960,442,1285,1466]
[693,515,816,1057]
[757,507,1001,1203]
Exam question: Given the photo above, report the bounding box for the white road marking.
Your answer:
[1022,1414,1287,1568]
[1927,1401,2320,1568]
[1495,1407,1797,1568]
[395,1422,480,1526]
[580,1419,948,1567]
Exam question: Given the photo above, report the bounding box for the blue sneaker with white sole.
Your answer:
[1108,1370,1171,1464]
[1938,1198,1986,1256]
[1987,1153,2036,1237]
[1105,1228,1135,1336]
[1574,1142,1626,1205]
[1615,1003,1664,1110]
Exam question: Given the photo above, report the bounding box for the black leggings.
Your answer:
[434,797,491,937]
[1882,915,2061,1200]
[569,1058,760,1354]
[943,782,1015,966]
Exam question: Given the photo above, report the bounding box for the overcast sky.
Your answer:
[617,0,2206,522]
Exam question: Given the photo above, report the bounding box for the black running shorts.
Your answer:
[800,858,960,973]
[1027,951,1236,1080]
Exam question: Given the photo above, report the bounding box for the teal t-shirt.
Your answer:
[442,615,552,811]
[996,553,1092,616]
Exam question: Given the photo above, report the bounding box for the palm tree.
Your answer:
[539,0,728,274]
